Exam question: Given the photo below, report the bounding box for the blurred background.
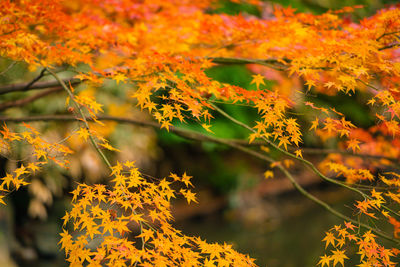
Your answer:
[0,0,399,266]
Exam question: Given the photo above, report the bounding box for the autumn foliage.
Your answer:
[1,0,400,266]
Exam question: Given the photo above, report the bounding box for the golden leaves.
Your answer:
[61,162,254,266]
[318,224,398,267]
[0,124,72,203]
[3,1,400,266]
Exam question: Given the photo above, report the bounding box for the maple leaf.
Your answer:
[99,142,121,152]
[138,228,154,243]
[181,172,193,188]
[248,132,260,144]
[204,258,216,267]
[202,123,214,133]
[264,170,274,179]
[310,118,319,131]
[113,73,127,84]
[180,189,198,204]
[5,1,400,266]
[331,249,348,266]
[344,221,356,231]
[347,139,361,153]
[318,255,331,267]
[14,165,29,178]
[305,79,316,91]
[250,74,266,89]
[159,178,171,190]
[1,173,14,189]
[76,127,90,141]
[278,136,290,150]
[59,229,73,250]
[362,231,376,242]
[322,232,336,248]
[294,149,303,158]
[324,81,336,89]
[27,163,40,173]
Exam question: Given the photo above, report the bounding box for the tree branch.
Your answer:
[1,112,400,241]
[224,143,400,244]
[209,57,288,71]
[0,114,397,163]
[0,61,17,76]
[0,87,62,111]
[0,77,81,95]
[378,43,400,51]
[376,31,400,42]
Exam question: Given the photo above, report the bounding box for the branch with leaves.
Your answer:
[1,1,400,266]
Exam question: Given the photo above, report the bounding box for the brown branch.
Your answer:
[0,114,159,128]
[378,43,400,51]
[0,115,216,145]
[1,114,398,166]
[376,31,400,41]
[1,114,398,244]
[0,87,63,112]
[0,77,81,95]
[0,66,147,95]
[1,68,47,94]
[209,57,289,71]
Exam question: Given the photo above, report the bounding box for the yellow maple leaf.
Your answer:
[322,232,336,248]
[331,249,348,266]
[76,127,90,141]
[264,170,274,179]
[250,74,265,89]
[294,149,303,158]
[113,73,127,84]
[318,255,331,267]
[347,139,361,153]
[180,189,198,204]
[202,123,213,133]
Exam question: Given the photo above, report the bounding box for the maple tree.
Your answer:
[1,0,400,265]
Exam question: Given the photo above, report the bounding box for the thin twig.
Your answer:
[0,61,17,76]
[21,68,47,91]
[46,68,112,169]
[224,143,400,244]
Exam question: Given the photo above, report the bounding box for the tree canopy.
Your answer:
[1,0,400,266]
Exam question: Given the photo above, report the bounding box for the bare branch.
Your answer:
[0,87,62,111]
[209,57,288,71]
[0,77,81,95]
